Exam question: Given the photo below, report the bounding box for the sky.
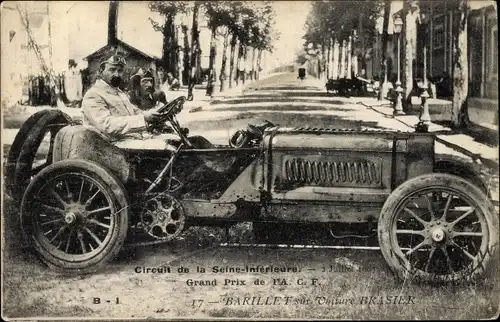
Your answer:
[64,1,312,70]
[267,1,311,67]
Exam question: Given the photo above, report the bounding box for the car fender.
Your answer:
[434,154,490,197]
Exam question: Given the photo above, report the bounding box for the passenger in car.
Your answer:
[127,68,168,111]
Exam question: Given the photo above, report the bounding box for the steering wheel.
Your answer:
[157,96,186,115]
[155,96,193,148]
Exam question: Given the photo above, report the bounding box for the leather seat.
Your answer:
[52,125,135,183]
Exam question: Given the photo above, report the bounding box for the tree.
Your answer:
[249,2,278,80]
[403,1,421,112]
[379,0,391,100]
[451,0,470,127]
[188,1,201,100]
[181,24,190,85]
[232,7,252,86]
[235,4,258,85]
[209,1,248,91]
[225,1,245,89]
[149,1,189,78]
[202,1,233,95]
[228,33,238,88]
[302,1,381,80]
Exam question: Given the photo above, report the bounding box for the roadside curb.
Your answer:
[357,101,499,171]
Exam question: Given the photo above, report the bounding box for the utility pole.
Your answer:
[47,1,53,72]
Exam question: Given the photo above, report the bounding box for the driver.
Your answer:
[81,54,179,150]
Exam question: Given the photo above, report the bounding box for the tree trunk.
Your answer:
[256,49,262,80]
[403,3,415,112]
[252,48,259,81]
[359,12,365,74]
[452,0,469,128]
[188,3,200,99]
[249,47,254,81]
[326,38,331,79]
[219,29,229,92]
[340,40,346,78]
[182,25,190,86]
[162,13,175,72]
[322,44,327,80]
[236,43,244,86]
[173,25,180,79]
[206,27,217,96]
[379,0,391,100]
[108,1,118,47]
[330,38,334,78]
[333,39,339,79]
[347,36,352,79]
[352,54,358,77]
[243,46,248,85]
[228,34,237,89]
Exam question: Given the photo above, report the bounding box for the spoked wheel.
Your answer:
[378,173,499,284]
[21,160,129,274]
[140,194,186,242]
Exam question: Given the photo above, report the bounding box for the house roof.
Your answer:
[84,39,161,61]
[469,1,495,10]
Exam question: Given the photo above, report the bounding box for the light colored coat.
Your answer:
[65,66,83,102]
[82,79,147,142]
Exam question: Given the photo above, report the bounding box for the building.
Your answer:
[360,1,497,128]
[417,1,497,97]
[417,0,497,128]
[84,39,161,91]
[82,1,162,92]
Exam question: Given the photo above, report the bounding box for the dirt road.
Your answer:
[2,73,499,320]
[2,194,498,320]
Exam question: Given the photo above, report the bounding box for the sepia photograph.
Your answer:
[1,0,498,320]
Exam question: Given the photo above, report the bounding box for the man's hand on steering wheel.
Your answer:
[144,96,193,148]
[144,96,184,127]
[156,96,185,115]
[144,109,163,123]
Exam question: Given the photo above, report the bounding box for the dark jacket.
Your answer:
[128,90,167,110]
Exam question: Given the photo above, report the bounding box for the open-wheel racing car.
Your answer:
[5,96,498,283]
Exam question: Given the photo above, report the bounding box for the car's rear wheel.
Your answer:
[5,110,71,200]
[378,173,499,284]
[20,159,129,274]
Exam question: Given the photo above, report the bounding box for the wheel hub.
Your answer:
[64,212,76,224]
[430,227,445,242]
[140,194,185,241]
[65,204,88,225]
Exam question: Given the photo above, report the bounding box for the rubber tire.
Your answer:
[378,173,499,284]
[434,158,489,197]
[5,110,50,198]
[20,159,129,275]
[7,110,71,201]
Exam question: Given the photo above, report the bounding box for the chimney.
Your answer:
[108,1,118,46]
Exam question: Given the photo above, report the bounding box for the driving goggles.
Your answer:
[100,55,127,67]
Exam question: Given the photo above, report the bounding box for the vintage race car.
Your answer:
[5,97,498,283]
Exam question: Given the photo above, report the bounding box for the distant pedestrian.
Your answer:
[187,66,196,101]
[65,59,83,106]
[166,72,181,91]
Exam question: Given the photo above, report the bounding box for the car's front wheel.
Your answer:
[378,173,498,284]
[20,159,129,274]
